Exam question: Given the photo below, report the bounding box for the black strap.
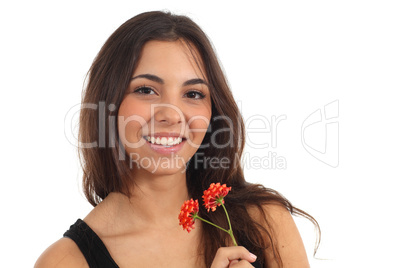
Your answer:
[64,219,263,268]
[63,219,119,268]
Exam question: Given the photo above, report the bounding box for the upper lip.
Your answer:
[143,132,187,139]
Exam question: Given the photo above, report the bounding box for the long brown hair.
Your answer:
[78,11,320,267]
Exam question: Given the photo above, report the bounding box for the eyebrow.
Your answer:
[131,74,208,87]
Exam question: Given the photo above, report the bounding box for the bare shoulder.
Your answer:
[34,237,89,268]
[34,195,114,268]
[248,203,310,268]
[248,202,294,226]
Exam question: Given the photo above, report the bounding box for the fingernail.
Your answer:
[250,253,257,260]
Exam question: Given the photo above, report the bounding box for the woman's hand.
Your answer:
[211,246,257,268]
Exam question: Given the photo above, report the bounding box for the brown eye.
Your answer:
[134,86,156,95]
[185,90,205,99]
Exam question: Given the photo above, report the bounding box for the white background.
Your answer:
[1,1,401,267]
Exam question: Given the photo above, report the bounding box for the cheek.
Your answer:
[188,116,210,131]
[119,98,151,119]
[187,108,211,139]
[118,99,151,141]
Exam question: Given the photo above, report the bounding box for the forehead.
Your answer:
[134,40,206,80]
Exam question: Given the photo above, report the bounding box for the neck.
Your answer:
[109,168,189,229]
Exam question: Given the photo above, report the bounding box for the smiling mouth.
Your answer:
[143,136,186,147]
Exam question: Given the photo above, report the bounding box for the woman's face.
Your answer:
[118,40,212,175]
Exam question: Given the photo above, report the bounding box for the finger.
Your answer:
[220,247,256,263]
[229,259,256,268]
[213,246,257,267]
[229,259,239,267]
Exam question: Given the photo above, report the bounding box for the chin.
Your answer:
[146,166,187,175]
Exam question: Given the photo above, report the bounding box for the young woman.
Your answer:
[35,11,319,268]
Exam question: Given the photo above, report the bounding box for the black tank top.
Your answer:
[64,219,263,268]
[63,219,119,267]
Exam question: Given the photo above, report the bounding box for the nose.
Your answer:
[152,103,184,125]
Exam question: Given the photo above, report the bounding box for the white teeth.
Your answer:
[167,137,174,145]
[145,136,184,146]
[160,137,167,145]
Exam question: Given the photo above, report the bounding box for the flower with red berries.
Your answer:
[202,183,232,212]
[178,199,199,233]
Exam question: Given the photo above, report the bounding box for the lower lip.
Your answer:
[144,137,186,155]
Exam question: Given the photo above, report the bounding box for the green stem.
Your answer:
[221,203,238,246]
[194,215,230,234]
